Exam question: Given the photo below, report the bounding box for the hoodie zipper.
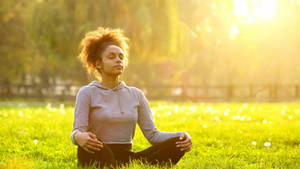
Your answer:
[116,91,124,114]
[112,84,123,115]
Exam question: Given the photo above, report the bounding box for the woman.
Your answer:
[71,27,192,168]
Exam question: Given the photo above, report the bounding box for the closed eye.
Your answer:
[119,53,124,60]
[107,52,124,60]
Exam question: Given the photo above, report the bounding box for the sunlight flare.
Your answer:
[233,0,277,23]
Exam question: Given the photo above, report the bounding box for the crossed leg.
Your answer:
[77,136,185,168]
[130,136,185,166]
[77,144,116,168]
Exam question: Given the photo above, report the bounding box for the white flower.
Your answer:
[252,141,257,145]
[264,142,271,147]
[60,109,66,115]
[60,104,66,114]
[247,117,252,121]
[224,108,230,116]
[215,116,220,121]
[243,104,248,108]
[189,106,197,112]
[263,120,267,124]
[240,116,245,121]
[174,105,179,113]
[232,115,240,120]
[288,115,293,120]
[167,111,172,115]
[33,139,38,145]
[203,124,207,128]
[19,111,23,117]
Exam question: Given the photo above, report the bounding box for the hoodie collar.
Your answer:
[89,80,126,91]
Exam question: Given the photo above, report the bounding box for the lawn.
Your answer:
[0,101,299,169]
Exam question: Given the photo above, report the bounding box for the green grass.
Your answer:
[0,101,299,169]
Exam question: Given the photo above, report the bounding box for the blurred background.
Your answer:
[0,0,300,102]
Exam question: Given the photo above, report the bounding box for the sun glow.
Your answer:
[233,0,277,23]
[229,24,240,40]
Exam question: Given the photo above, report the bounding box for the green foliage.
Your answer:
[0,0,190,85]
[1,0,300,86]
[0,101,299,168]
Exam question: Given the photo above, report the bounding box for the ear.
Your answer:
[95,61,102,69]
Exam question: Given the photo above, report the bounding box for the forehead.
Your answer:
[103,45,124,54]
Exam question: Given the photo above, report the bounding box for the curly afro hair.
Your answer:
[78,27,129,80]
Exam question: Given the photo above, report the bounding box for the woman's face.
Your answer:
[96,45,125,76]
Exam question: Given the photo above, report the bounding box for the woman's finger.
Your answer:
[88,132,97,139]
[83,146,95,154]
[176,141,192,148]
[176,137,190,144]
[88,138,103,147]
[179,133,186,140]
[87,140,103,149]
[87,132,103,144]
[81,132,101,143]
[85,144,101,152]
[180,144,192,152]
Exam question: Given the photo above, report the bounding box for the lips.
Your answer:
[114,65,123,69]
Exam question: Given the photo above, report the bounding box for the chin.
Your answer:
[114,71,123,75]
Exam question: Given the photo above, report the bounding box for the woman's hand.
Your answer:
[176,132,192,153]
[75,131,103,154]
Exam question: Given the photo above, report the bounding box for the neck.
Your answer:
[100,74,120,89]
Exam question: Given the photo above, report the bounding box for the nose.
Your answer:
[116,59,121,64]
[115,56,122,63]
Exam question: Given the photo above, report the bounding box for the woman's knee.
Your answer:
[160,136,181,148]
[164,136,186,157]
[154,136,185,159]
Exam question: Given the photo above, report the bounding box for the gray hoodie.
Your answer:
[71,80,183,145]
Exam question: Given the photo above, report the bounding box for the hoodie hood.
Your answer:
[89,80,126,91]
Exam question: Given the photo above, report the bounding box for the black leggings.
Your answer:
[77,136,185,168]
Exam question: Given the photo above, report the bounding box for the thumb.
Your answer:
[88,132,97,139]
[179,133,185,140]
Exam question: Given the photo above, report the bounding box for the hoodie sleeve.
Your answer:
[136,88,183,145]
[71,87,91,145]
